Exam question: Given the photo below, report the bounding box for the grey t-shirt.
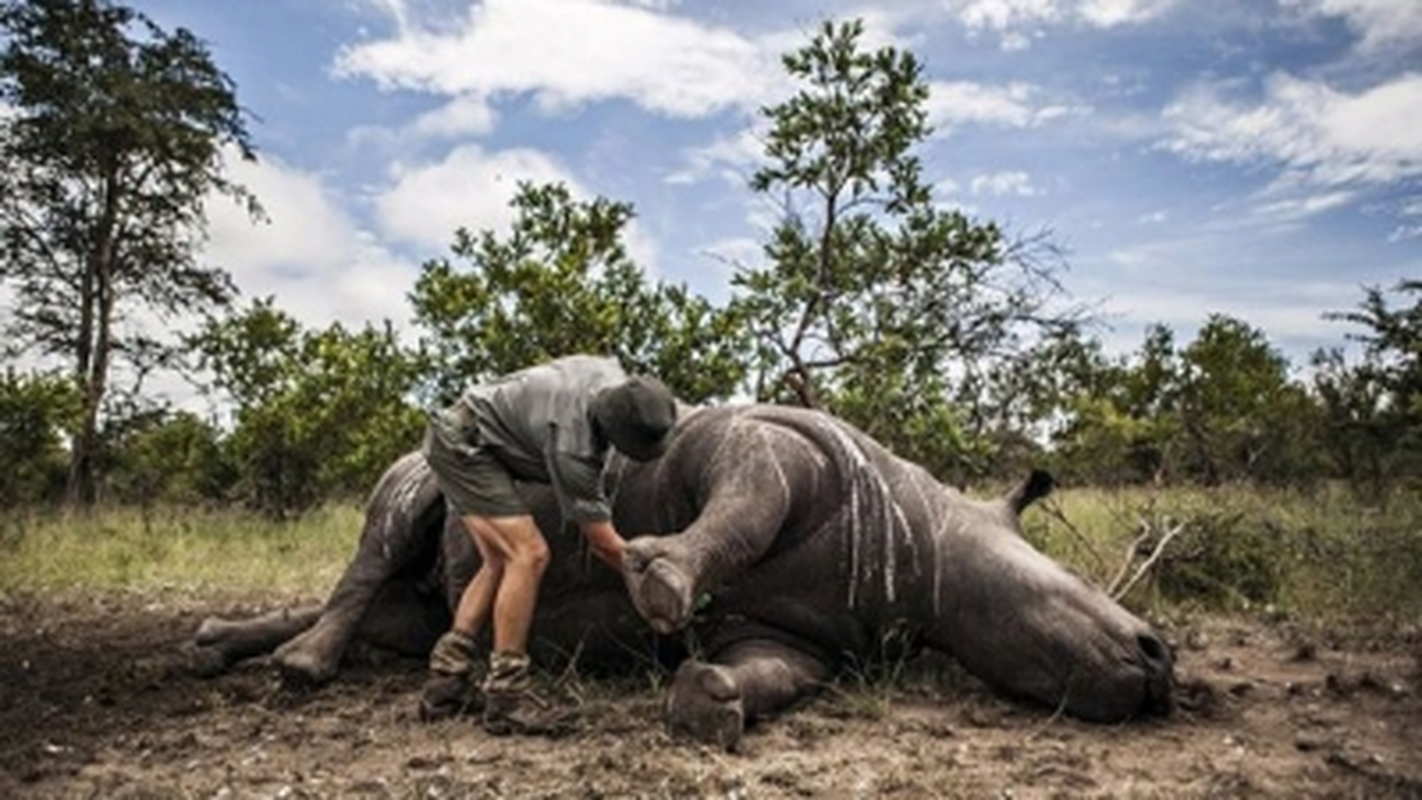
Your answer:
[460,355,626,524]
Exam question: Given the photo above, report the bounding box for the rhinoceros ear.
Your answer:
[1006,469,1054,516]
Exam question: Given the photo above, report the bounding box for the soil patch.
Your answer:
[2,592,1419,798]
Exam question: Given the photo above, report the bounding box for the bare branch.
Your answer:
[1111,520,1185,601]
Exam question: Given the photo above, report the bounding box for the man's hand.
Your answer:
[580,520,627,571]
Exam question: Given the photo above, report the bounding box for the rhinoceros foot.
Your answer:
[273,631,341,687]
[195,616,249,647]
[665,660,745,751]
[188,617,267,676]
[186,644,235,678]
[623,546,696,635]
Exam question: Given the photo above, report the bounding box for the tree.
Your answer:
[1050,325,1182,485]
[1311,347,1390,489]
[729,19,1080,480]
[1176,315,1317,484]
[1051,319,1320,486]
[0,368,80,506]
[1317,280,1422,490]
[0,0,257,506]
[190,299,426,518]
[409,181,747,403]
[103,408,232,508]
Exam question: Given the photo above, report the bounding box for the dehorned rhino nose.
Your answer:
[1138,632,1170,668]
[1137,631,1175,716]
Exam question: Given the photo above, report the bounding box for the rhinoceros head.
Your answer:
[930,470,1174,721]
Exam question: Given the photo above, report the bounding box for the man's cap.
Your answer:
[592,376,677,462]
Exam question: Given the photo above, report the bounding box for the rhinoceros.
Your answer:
[194,404,1173,747]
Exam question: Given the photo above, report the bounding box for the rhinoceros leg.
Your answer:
[340,578,449,658]
[623,421,813,633]
[665,638,832,751]
[191,579,448,678]
[272,453,443,686]
[191,605,323,676]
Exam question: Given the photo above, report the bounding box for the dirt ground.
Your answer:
[1,591,1418,799]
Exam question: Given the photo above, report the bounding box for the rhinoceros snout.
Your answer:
[1137,631,1175,716]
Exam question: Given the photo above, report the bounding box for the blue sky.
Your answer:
[117,0,1420,377]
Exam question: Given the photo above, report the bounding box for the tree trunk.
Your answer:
[66,265,100,508]
[66,169,120,508]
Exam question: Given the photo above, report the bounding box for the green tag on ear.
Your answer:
[695,592,712,611]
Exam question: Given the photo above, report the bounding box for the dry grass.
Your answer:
[0,504,360,598]
[1026,482,1422,628]
[3,483,1419,631]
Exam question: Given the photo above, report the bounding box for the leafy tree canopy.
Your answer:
[189,299,425,517]
[730,18,1082,479]
[0,0,258,505]
[409,181,747,404]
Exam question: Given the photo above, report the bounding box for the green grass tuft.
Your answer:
[0,504,361,598]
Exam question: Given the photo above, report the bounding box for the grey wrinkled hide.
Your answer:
[195,405,1173,748]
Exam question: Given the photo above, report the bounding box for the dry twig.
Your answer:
[1111,520,1186,601]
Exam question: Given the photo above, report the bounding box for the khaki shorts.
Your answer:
[422,404,529,518]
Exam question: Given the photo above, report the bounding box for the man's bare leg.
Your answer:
[470,514,549,655]
[467,513,579,735]
[451,524,503,636]
[419,517,508,720]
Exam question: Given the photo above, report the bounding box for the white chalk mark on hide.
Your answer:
[883,493,915,605]
[378,456,429,562]
[814,418,894,609]
[758,426,792,505]
[700,417,738,491]
[932,515,953,618]
[848,475,862,609]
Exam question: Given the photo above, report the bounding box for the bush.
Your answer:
[1027,483,1422,624]
[1150,508,1280,608]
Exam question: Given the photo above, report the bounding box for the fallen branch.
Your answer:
[1110,520,1185,601]
[1106,526,1152,598]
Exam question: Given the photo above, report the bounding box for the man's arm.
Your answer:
[579,519,626,571]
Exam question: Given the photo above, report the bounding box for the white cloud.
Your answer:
[375,144,575,249]
[410,93,499,139]
[927,80,1082,131]
[1097,284,1348,352]
[1252,190,1357,223]
[941,0,1178,46]
[950,0,1065,32]
[670,77,1078,188]
[1389,198,1422,242]
[334,0,785,120]
[204,153,419,334]
[613,0,682,10]
[1081,236,1385,358]
[670,79,1081,187]
[1077,0,1177,27]
[1160,72,1422,220]
[667,127,766,187]
[374,143,660,273]
[970,170,1042,196]
[1282,0,1422,51]
[935,176,963,196]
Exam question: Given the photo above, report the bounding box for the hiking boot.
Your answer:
[418,630,481,722]
[480,651,580,737]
